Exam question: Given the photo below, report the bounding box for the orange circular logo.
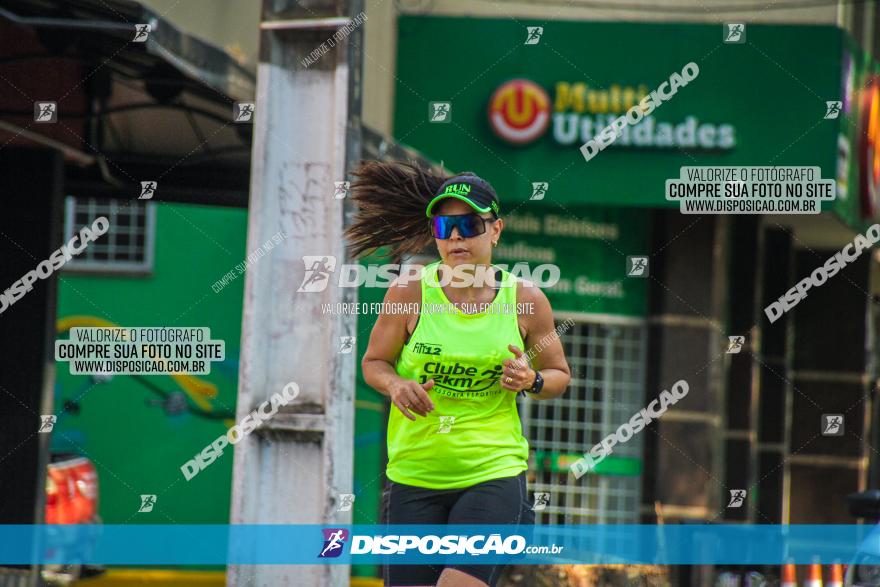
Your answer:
[488,79,551,145]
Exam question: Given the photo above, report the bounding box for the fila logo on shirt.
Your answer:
[412,342,442,356]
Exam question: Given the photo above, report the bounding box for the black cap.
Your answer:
[425,173,500,218]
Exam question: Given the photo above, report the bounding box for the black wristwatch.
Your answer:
[519,369,544,397]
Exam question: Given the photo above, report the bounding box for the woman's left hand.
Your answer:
[501,344,536,391]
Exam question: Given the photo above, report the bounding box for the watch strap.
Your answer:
[519,370,543,397]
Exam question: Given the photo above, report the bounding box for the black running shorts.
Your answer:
[380,471,536,587]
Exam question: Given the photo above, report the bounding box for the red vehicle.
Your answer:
[46,455,98,524]
[43,453,104,585]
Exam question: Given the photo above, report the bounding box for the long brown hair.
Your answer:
[344,160,449,259]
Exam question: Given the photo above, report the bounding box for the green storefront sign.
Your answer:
[497,205,647,316]
[394,17,842,210]
[392,17,867,319]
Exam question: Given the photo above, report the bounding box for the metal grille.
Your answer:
[522,317,647,531]
[63,196,155,273]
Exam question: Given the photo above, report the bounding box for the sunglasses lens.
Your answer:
[431,215,488,239]
[431,216,453,239]
[458,214,486,238]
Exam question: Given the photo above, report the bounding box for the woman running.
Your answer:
[347,161,571,587]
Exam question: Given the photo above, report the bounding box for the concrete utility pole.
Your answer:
[228,1,363,585]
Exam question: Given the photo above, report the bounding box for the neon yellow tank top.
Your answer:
[386,260,529,489]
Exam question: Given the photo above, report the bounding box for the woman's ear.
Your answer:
[494,217,504,238]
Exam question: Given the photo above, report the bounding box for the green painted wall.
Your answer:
[54,202,247,524]
[54,202,384,577]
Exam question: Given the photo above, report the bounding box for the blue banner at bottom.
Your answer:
[1,524,878,565]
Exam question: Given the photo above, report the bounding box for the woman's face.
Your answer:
[432,198,502,267]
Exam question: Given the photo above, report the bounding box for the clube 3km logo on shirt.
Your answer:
[420,361,503,395]
[487,78,736,150]
[413,341,503,394]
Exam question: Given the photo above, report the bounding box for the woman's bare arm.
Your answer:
[361,276,435,420]
[504,280,572,399]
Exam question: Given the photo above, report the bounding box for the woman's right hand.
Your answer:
[387,378,435,421]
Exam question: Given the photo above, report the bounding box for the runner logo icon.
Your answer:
[319,528,349,558]
[298,256,337,292]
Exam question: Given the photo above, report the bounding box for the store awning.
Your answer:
[0,0,256,206]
